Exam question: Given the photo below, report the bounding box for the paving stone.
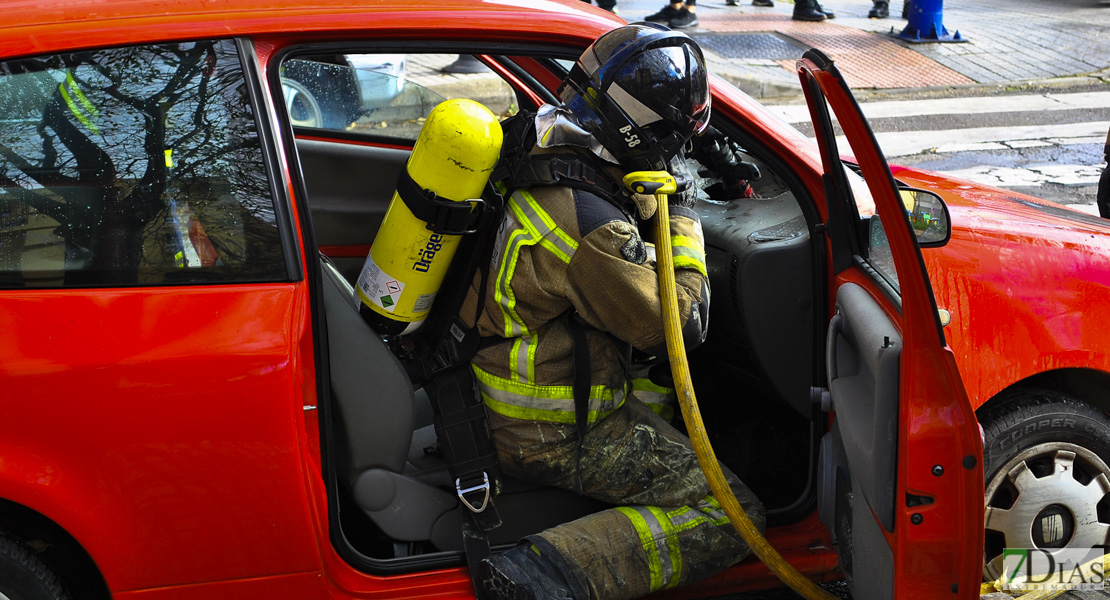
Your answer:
[617,0,1110,94]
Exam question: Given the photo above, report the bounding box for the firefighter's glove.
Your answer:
[667,155,698,209]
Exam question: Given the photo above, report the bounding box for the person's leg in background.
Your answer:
[669,0,698,29]
[793,0,835,21]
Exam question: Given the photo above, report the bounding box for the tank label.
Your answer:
[412,292,437,313]
[357,256,404,312]
[413,233,446,273]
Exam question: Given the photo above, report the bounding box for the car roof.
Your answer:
[3,0,621,59]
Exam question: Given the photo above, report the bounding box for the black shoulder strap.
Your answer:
[565,313,591,495]
[492,108,629,207]
[509,153,627,205]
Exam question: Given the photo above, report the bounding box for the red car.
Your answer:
[1,0,1103,598]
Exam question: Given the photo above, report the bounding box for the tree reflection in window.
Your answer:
[0,40,285,287]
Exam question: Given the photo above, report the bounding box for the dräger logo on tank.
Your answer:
[412,233,446,273]
[1001,547,1108,592]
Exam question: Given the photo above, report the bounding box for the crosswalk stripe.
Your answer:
[765,90,1108,208]
[769,91,1110,124]
[861,121,1110,158]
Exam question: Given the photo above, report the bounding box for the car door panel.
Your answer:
[798,49,984,598]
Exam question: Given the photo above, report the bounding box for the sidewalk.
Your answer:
[612,0,1110,100]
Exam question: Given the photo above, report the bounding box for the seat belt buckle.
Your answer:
[456,473,491,513]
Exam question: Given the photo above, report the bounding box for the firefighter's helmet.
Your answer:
[559,23,711,172]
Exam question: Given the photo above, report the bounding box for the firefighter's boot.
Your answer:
[477,543,581,600]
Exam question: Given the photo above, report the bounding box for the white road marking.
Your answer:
[769,91,1110,124]
[843,121,1110,157]
[771,89,1109,204]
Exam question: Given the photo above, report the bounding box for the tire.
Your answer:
[980,389,1110,581]
[280,59,361,129]
[0,535,70,600]
[281,78,325,129]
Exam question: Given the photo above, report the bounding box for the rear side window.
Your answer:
[0,40,285,287]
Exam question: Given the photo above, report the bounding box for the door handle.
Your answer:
[826,311,843,383]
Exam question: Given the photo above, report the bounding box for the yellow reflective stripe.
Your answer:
[513,191,578,264]
[615,499,738,593]
[616,507,665,591]
[651,506,684,589]
[528,195,579,262]
[473,365,625,424]
[507,334,538,384]
[494,217,531,339]
[632,378,675,421]
[671,236,707,278]
[58,79,99,135]
[672,495,730,528]
[701,495,731,526]
[632,377,672,395]
[493,190,581,382]
[615,505,684,591]
[526,334,538,383]
[65,72,98,117]
[510,337,528,383]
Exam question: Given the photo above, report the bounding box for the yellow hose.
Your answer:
[634,171,840,600]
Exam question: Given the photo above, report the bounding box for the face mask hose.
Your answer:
[623,171,839,600]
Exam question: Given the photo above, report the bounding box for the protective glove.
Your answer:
[668,153,698,208]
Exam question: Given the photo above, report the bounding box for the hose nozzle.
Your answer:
[623,171,688,196]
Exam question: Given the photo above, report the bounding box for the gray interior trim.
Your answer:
[321,258,414,474]
[827,281,900,532]
[298,138,407,246]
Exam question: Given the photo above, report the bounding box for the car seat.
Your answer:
[319,256,606,554]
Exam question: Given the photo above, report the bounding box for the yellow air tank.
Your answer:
[356,98,503,336]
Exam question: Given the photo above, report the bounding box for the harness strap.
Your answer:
[396,168,486,235]
[508,153,627,205]
[566,314,591,494]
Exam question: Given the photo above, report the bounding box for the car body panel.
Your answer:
[892,165,1110,410]
[0,284,322,591]
[2,0,621,61]
[0,0,1099,598]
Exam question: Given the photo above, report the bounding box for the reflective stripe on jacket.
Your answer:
[464,179,708,427]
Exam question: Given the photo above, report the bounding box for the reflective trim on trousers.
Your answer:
[632,378,675,422]
[615,494,733,593]
[472,364,625,424]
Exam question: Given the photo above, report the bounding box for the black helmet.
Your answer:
[559,23,711,172]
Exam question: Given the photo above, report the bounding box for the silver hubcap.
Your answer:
[983,442,1110,580]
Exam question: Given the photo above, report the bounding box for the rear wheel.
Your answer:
[0,535,70,600]
[281,78,325,129]
[980,389,1110,580]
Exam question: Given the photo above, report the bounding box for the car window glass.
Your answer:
[0,40,285,288]
[868,215,898,288]
[824,102,903,293]
[280,53,518,140]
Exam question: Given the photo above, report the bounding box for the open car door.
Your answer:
[798,50,984,599]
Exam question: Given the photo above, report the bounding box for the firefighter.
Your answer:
[464,23,765,600]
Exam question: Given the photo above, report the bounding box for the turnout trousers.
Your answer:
[489,395,766,600]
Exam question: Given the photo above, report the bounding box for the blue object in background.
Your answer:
[896,0,966,43]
